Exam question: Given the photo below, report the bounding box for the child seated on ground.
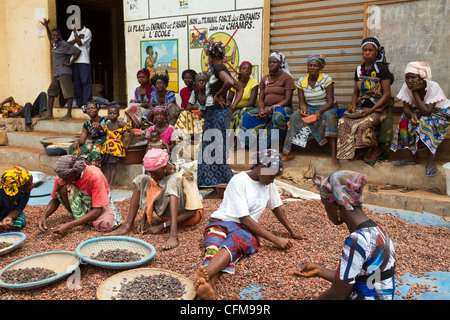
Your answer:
[102,106,134,187]
[146,129,169,152]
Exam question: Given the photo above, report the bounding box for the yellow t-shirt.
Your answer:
[231,77,259,107]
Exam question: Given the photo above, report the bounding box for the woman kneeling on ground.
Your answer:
[293,170,396,300]
[37,155,122,235]
[195,149,308,300]
[390,61,450,177]
[107,148,204,251]
[0,167,34,231]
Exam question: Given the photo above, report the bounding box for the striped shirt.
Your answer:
[336,220,396,300]
[297,73,335,107]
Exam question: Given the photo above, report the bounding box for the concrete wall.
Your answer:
[123,0,268,103]
[0,0,56,105]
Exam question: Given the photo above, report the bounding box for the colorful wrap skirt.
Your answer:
[68,136,107,168]
[337,108,388,160]
[391,107,450,155]
[240,106,293,148]
[203,218,261,274]
[283,103,338,154]
[197,107,233,187]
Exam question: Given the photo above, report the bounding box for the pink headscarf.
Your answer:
[143,149,169,172]
[404,61,432,80]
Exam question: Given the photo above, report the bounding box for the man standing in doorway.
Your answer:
[68,18,93,109]
[42,18,81,120]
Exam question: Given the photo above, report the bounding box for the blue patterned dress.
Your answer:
[197,63,234,187]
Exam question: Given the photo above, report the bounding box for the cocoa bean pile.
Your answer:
[111,273,186,300]
[0,199,447,300]
[0,242,12,250]
[90,249,144,263]
[1,267,57,284]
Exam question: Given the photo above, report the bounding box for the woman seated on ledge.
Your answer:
[390,61,450,177]
[337,37,393,166]
[195,149,308,300]
[294,170,396,300]
[108,148,204,251]
[282,55,338,165]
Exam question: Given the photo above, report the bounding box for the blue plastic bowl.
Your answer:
[76,236,156,270]
[0,232,26,256]
[0,251,80,291]
[40,136,76,157]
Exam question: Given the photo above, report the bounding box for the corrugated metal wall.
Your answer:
[270,0,387,107]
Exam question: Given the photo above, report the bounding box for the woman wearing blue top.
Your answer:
[0,167,34,231]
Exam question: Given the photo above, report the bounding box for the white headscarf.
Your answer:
[269,52,293,78]
[404,61,432,80]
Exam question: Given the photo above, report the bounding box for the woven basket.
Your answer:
[0,232,26,256]
[96,268,196,300]
[0,251,80,291]
[76,236,156,270]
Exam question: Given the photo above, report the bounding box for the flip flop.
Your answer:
[425,166,437,177]
[392,159,418,166]
[425,187,445,195]
[368,185,378,193]
[400,187,417,193]
[40,116,54,120]
[59,116,73,121]
[381,184,405,190]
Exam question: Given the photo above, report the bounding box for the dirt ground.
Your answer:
[0,197,448,301]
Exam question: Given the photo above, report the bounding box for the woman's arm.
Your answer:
[51,207,103,235]
[272,206,308,240]
[410,82,437,116]
[317,83,335,115]
[214,70,244,110]
[349,82,360,113]
[365,79,391,114]
[240,215,293,250]
[73,127,89,149]
[276,88,294,107]
[37,198,61,232]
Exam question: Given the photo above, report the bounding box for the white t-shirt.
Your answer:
[68,27,92,64]
[397,80,450,109]
[211,171,283,224]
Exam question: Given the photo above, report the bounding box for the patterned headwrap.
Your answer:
[143,148,169,172]
[313,170,367,211]
[361,37,389,66]
[307,55,326,68]
[53,155,87,180]
[250,149,283,174]
[0,167,31,197]
[205,41,226,59]
[404,61,432,80]
[153,105,169,119]
[269,52,293,78]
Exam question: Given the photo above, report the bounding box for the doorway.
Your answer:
[55,0,126,103]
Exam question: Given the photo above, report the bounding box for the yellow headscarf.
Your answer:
[0,167,31,197]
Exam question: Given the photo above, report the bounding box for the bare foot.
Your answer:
[162,235,179,250]
[331,157,339,165]
[106,225,134,236]
[196,265,209,283]
[195,277,216,300]
[281,153,294,162]
[25,126,33,132]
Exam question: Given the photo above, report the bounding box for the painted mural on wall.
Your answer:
[124,3,263,102]
[141,39,179,92]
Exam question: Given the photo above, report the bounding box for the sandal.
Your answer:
[368,185,378,193]
[400,187,417,193]
[425,187,445,195]
[380,184,405,190]
[425,166,437,177]
[392,159,418,166]
[59,116,73,121]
